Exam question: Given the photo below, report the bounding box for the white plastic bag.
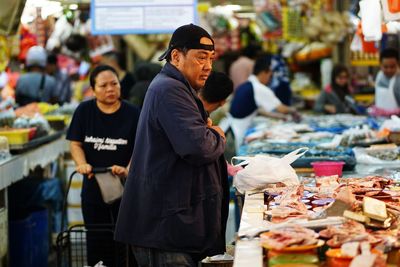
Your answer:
[381,0,400,22]
[360,0,382,41]
[232,148,308,194]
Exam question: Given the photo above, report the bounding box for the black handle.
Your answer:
[92,167,111,174]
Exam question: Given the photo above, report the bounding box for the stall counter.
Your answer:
[0,136,66,190]
[234,192,264,267]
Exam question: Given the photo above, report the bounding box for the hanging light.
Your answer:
[69,4,78,10]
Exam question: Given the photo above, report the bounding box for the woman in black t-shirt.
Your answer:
[66,65,140,266]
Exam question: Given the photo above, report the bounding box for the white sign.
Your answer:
[91,0,198,34]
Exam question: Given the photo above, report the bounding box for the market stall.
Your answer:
[231,113,400,267]
[0,135,66,190]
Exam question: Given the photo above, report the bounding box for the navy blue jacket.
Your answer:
[115,63,226,256]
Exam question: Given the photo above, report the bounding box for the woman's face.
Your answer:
[335,71,349,87]
[93,70,121,105]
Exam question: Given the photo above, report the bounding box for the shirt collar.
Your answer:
[248,74,260,85]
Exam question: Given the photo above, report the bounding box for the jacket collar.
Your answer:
[161,62,196,92]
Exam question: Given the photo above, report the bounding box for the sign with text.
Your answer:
[91,0,198,35]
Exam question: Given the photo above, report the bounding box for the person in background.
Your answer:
[229,43,261,90]
[199,71,233,115]
[67,65,140,266]
[46,53,72,105]
[100,51,135,100]
[128,62,162,108]
[15,46,58,106]
[115,24,226,267]
[270,54,292,106]
[228,54,299,152]
[314,64,353,114]
[198,71,234,257]
[374,48,400,111]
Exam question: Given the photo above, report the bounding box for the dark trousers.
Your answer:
[131,246,198,267]
[82,199,132,267]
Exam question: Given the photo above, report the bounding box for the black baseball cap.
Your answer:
[158,24,214,61]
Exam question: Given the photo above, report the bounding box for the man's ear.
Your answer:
[170,49,180,64]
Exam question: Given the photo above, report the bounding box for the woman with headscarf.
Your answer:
[314,64,353,114]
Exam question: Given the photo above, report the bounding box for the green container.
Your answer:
[269,254,319,266]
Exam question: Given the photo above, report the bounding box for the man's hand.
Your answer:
[325,105,336,114]
[76,163,93,178]
[291,111,302,122]
[207,118,213,127]
[227,163,243,176]
[111,165,129,178]
[210,125,226,142]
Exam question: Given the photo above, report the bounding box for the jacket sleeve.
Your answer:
[157,84,225,166]
[314,91,328,113]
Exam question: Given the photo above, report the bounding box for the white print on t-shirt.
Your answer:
[84,136,128,151]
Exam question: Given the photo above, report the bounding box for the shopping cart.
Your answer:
[56,168,131,267]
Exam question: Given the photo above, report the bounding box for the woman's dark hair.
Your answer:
[89,65,119,88]
[331,64,350,101]
[200,71,233,103]
[331,64,349,84]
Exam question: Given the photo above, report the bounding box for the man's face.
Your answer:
[381,57,399,78]
[174,37,215,90]
[259,69,273,85]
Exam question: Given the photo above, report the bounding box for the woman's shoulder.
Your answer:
[75,99,96,112]
[121,100,140,116]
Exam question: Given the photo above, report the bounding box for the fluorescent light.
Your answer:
[225,5,241,11]
[69,4,78,10]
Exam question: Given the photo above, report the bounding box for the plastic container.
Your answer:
[44,115,68,130]
[9,216,32,267]
[268,254,319,266]
[311,161,345,177]
[9,209,49,267]
[28,127,37,140]
[325,248,381,267]
[388,131,400,145]
[30,209,49,267]
[0,128,30,145]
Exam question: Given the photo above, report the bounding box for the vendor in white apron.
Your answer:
[226,55,297,153]
[375,48,400,111]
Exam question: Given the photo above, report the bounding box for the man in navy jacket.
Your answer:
[115,24,227,267]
